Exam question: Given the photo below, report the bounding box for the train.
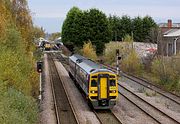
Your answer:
[68,54,118,109]
[44,42,51,51]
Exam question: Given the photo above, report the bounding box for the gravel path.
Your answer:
[39,54,56,124]
[55,60,100,124]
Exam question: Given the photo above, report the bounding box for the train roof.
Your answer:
[69,54,114,74]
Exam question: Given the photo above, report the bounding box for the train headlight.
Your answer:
[111,90,116,93]
[91,90,95,93]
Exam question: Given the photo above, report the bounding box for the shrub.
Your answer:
[121,49,142,75]
[104,42,123,64]
[82,41,97,61]
[151,57,180,92]
[0,87,38,124]
[104,41,142,75]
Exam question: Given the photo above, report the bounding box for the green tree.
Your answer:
[132,16,144,42]
[132,16,157,42]
[62,7,110,54]
[109,15,132,41]
[61,7,83,47]
[85,8,110,54]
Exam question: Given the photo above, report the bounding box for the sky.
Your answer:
[28,0,180,33]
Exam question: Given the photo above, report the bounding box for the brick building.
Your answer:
[158,20,180,56]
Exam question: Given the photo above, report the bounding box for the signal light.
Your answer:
[37,61,43,73]
[116,49,119,55]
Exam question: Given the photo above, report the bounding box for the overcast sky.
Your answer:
[29,0,180,33]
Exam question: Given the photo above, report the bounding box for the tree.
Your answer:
[109,15,132,41]
[61,7,111,54]
[48,32,61,41]
[84,8,111,54]
[61,7,83,48]
[33,26,45,39]
[132,16,157,42]
[132,16,144,42]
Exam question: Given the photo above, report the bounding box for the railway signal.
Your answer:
[116,49,121,76]
[37,61,43,73]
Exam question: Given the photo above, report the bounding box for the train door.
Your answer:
[100,77,107,99]
[98,74,109,100]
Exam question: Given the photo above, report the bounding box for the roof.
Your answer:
[163,29,180,37]
[159,23,180,28]
[69,54,113,74]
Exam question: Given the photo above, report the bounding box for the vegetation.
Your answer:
[61,7,157,54]
[61,7,110,54]
[109,15,157,42]
[48,32,61,41]
[104,41,179,94]
[104,37,142,75]
[0,0,41,123]
[151,56,180,93]
[61,7,179,94]
[82,41,97,61]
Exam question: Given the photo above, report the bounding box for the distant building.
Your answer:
[158,29,180,56]
[159,19,180,33]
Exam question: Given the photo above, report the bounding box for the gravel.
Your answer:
[119,77,180,123]
[112,91,158,124]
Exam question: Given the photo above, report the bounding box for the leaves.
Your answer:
[82,41,97,61]
[62,7,110,54]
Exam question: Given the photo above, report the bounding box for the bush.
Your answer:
[151,57,180,92]
[0,87,38,124]
[82,41,97,61]
[104,42,123,64]
[104,41,142,75]
[121,49,142,75]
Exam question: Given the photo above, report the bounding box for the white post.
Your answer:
[166,43,169,57]
[174,38,177,55]
[117,56,119,76]
[39,73,42,100]
[116,49,120,76]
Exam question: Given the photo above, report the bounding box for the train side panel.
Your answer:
[69,58,89,96]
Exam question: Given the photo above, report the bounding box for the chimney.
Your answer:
[168,19,172,28]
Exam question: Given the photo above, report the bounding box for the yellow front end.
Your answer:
[89,72,118,109]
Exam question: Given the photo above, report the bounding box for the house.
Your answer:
[158,29,180,56]
[159,19,180,33]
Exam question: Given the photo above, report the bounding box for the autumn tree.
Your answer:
[49,32,61,41]
[82,41,97,61]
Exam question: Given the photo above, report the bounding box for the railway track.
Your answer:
[93,110,122,124]
[122,73,180,105]
[48,53,79,124]
[118,83,180,124]
[102,64,180,105]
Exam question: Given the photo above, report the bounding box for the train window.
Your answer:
[110,80,116,86]
[109,75,115,78]
[91,79,97,87]
[91,76,97,78]
[90,69,96,72]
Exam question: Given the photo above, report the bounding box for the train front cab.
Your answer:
[89,72,118,109]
